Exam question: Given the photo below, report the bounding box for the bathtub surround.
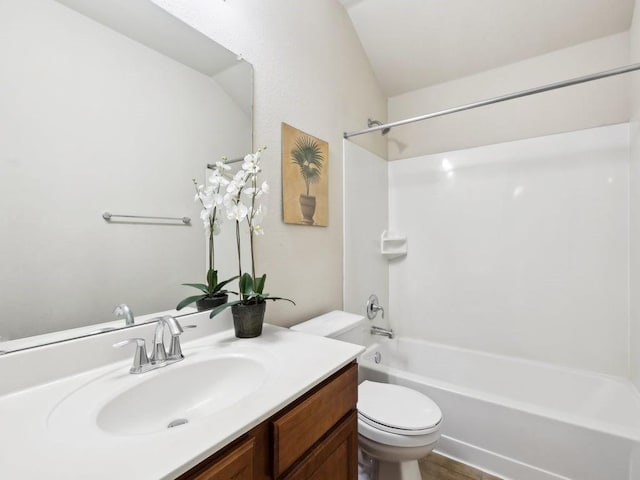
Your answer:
[342,123,636,478]
[343,142,390,326]
[389,124,629,377]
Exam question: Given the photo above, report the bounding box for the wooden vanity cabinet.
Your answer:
[280,412,358,480]
[177,362,358,480]
[184,437,255,480]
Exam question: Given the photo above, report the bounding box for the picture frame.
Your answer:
[281,123,329,226]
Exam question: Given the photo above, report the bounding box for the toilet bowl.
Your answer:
[291,311,443,480]
[357,380,441,480]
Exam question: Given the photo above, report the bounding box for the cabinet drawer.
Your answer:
[181,437,255,480]
[272,363,358,477]
[281,411,358,480]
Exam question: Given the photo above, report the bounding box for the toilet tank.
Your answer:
[290,310,368,346]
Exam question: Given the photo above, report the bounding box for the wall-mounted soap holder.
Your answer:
[381,230,407,259]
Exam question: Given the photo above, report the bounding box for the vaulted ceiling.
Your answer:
[339,0,635,96]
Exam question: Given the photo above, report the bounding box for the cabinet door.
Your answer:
[273,363,358,477]
[281,411,358,480]
[187,437,255,480]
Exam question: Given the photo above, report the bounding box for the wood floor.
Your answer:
[419,453,503,480]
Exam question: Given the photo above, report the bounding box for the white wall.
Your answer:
[153,0,388,326]
[630,1,640,390]
[0,0,249,339]
[343,141,389,327]
[388,124,630,376]
[388,33,630,160]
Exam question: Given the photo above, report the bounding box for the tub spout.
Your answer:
[371,326,394,339]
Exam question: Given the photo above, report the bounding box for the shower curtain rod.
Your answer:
[343,62,640,139]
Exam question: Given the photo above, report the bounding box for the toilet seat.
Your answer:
[357,381,442,436]
[358,417,441,449]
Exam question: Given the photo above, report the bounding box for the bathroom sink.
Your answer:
[98,356,265,435]
[48,350,273,436]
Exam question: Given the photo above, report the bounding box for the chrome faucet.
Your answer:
[114,316,191,374]
[113,303,135,326]
[151,315,185,363]
[371,326,394,339]
[366,294,385,320]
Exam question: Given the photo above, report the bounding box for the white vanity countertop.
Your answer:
[0,324,363,479]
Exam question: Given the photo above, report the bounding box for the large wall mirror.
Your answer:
[0,0,252,353]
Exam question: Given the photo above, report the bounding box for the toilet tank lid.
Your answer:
[290,310,366,337]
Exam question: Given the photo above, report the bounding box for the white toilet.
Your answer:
[291,311,442,480]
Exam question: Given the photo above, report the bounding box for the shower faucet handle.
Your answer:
[366,294,385,320]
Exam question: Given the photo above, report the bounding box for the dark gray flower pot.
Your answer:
[195,293,228,312]
[231,301,266,338]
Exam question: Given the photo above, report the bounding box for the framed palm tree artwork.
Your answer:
[281,123,328,226]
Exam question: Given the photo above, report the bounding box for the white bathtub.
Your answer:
[358,338,640,480]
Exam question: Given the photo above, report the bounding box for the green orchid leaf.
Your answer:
[254,274,266,294]
[262,295,296,305]
[209,300,243,318]
[181,283,209,294]
[176,294,208,311]
[206,269,218,292]
[239,273,254,297]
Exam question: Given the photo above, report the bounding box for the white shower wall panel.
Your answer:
[343,141,389,325]
[388,124,630,376]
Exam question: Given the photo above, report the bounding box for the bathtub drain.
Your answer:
[374,352,382,364]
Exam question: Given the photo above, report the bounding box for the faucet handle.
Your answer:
[366,294,385,320]
[113,338,151,374]
[167,336,184,361]
[166,320,195,361]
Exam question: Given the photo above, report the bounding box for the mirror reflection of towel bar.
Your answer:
[102,212,191,224]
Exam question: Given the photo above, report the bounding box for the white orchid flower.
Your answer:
[242,152,261,173]
[194,183,205,201]
[234,169,248,183]
[223,192,235,209]
[212,193,224,206]
[215,160,231,171]
[227,202,248,222]
[226,181,240,195]
[208,172,229,188]
[243,162,260,174]
[200,208,212,229]
[203,195,215,209]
